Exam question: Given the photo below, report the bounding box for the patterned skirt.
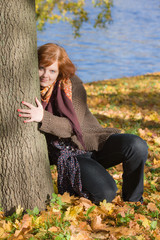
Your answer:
[52,139,89,198]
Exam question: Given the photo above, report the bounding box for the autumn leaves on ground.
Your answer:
[0,74,160,240]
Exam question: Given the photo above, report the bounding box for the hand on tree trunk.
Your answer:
[18,97,44,123]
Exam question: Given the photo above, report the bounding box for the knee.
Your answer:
[92,182,118,204]
[130,135,148,162]
[123,135,148,173]
[102,185,117,203]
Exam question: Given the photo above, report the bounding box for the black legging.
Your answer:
[77,133,148,204]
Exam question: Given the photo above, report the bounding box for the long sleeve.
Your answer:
[39,75,120,151]
[71,75,88,126]
[39,75,87,138]
[39,110,73,138]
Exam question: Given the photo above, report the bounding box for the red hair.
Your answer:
[38,43,76,80]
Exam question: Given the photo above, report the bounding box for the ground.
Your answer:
[0,73,159,240]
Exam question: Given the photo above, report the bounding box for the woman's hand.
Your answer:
[18,97,44,123]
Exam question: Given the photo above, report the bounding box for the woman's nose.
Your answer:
[43,70,48,77]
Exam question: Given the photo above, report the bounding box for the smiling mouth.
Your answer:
[41,78,49,82]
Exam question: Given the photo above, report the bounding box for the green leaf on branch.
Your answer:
[35,0,113,37]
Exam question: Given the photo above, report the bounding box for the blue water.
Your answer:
[37,0,160,83]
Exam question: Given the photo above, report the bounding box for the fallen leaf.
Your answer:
[79,197,93,210]
[3,220,12,232]
[59,192,73,203]
[16,205,24,216]
[0,227,4,237]
[103,226,136,238]
[71,232,91,240]
[91,215,108,231]
[153,158,160,166]
[154,137,160,145]
[129,220,140,231]
[112,195,124,206]
[64,205,83,222]
[0,212,4,219]
[135,236,145,240]
[91,231,110,239]
[14,214,32,237]
[78,221,92,231]
[135,214,150,229]
[113,173,122,180]
[138,128,146,138]
[48,226,58,232]
[100,200,114,216]
[116,207,126,218]
[115,163,123,171]
[147,202,158,212]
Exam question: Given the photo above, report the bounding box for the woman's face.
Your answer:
[39,61,59,87]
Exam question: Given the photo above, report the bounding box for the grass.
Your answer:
[0,73,160,240]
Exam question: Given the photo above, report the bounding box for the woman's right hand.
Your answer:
[18,97,44,123]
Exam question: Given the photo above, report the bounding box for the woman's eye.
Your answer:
[39,67,44,70]
[50,70,55,73]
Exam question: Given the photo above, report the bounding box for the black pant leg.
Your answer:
[77,153,117,204]
[93,133,148,202]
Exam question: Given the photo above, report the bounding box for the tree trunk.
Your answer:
[0,0,54,215]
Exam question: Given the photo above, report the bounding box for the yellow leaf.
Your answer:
[134,113,142,120]
[142,218,151,228]
[146,131,153,137]
[13,219,21,229]
[3,220,12,232]
[16,235,24,240]
[33,216,41,228]
[154,137,160,145]
[64,205,83,221]
[135,214,150,229]
[16,205,24,216]
[0,212,4,219]
[145,112,160,122]
[52,207,61,213]
[153,158,160,166]
[0,227,4,237]
[151,192,160,200]
[99,199,114,216]
[135,236,145,240]
[0,226,9,239]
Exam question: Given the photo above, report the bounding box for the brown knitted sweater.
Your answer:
[39,75,120,151]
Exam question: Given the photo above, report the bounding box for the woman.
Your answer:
[18,43,148,204]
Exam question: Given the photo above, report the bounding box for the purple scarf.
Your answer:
[42,79,88,198]
[42,79,85,149]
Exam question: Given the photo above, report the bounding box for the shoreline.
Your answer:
[85,72,160,85]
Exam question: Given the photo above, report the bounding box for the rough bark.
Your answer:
[0,0,54,215]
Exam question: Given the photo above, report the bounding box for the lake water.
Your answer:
[37,0,160,83]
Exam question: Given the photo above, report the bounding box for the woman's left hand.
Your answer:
[18,97,44,123]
